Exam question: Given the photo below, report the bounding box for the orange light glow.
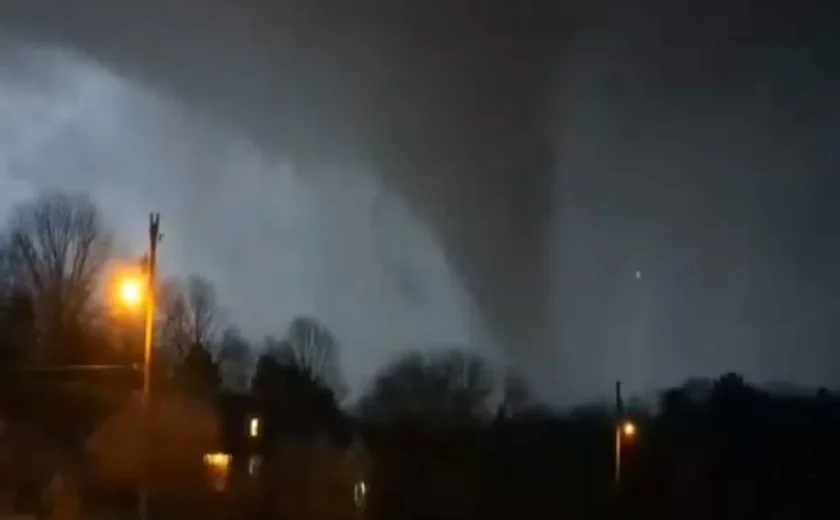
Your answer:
[116,276,145,308]
[622,421,636,437]
[203,452,232,492]
[203,452,231,468]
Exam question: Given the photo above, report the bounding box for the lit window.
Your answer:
[248,416,260,438]
[203,452,232,492]
[247,454,262,477]
[353,480,367,507]
[203,452,232,468]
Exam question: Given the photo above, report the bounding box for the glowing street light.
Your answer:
[110,214,161,520]
[117,276,145,309]
[615,420,637,484]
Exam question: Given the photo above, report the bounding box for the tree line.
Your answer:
[0,191,530,424]
[2,192,840,520]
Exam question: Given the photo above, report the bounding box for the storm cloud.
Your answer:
[1,0,839,403]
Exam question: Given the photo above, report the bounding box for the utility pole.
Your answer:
[614,380,624,485]
[139,213,161,520]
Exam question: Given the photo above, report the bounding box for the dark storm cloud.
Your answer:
[0,31,482,394]
[2,0,840,403]
[1,0,557,374]
[549,1,840,400]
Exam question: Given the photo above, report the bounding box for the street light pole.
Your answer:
[614,421,622,484]
[139,213,161,520]
[613,381,637,486]
[614,380,623,485]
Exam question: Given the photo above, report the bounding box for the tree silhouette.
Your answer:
[184,275,219,349]
[157,274,221,370]
[0,244,34,366]
[156,275,224,399]
[1,192,112,362]
[358,347,494,422]
[252,347,342,438]
[0,241,14,297]
[713,372,747,395]
[272,316,347,401]
[497,367,535,419]
[0,289,36,365]
[171,343,221,399]
[156,279,190,366]
[710,372,760,432]
[217,326,253,391]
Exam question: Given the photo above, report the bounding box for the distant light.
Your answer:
[203,452,232,492]
[353,480,367,507]
[635,270,642,280]
[622,421,636,437]
[204,452,231,467]
[247,455,262,478]
[249,416,260,438]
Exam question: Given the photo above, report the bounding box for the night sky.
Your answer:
[0,0,838,404]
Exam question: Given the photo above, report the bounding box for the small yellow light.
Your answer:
[203,452,231,468]
[203,452,232,492]
[622,421,636,437]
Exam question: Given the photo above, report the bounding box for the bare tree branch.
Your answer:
[186,275,219,349]
[2,193,112,354]
[358,347,495,422]
[156,274,221,366]
[275,316,347,401]
[498,367,535,418]
[157,281,192,364]
[217,326,253,391]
